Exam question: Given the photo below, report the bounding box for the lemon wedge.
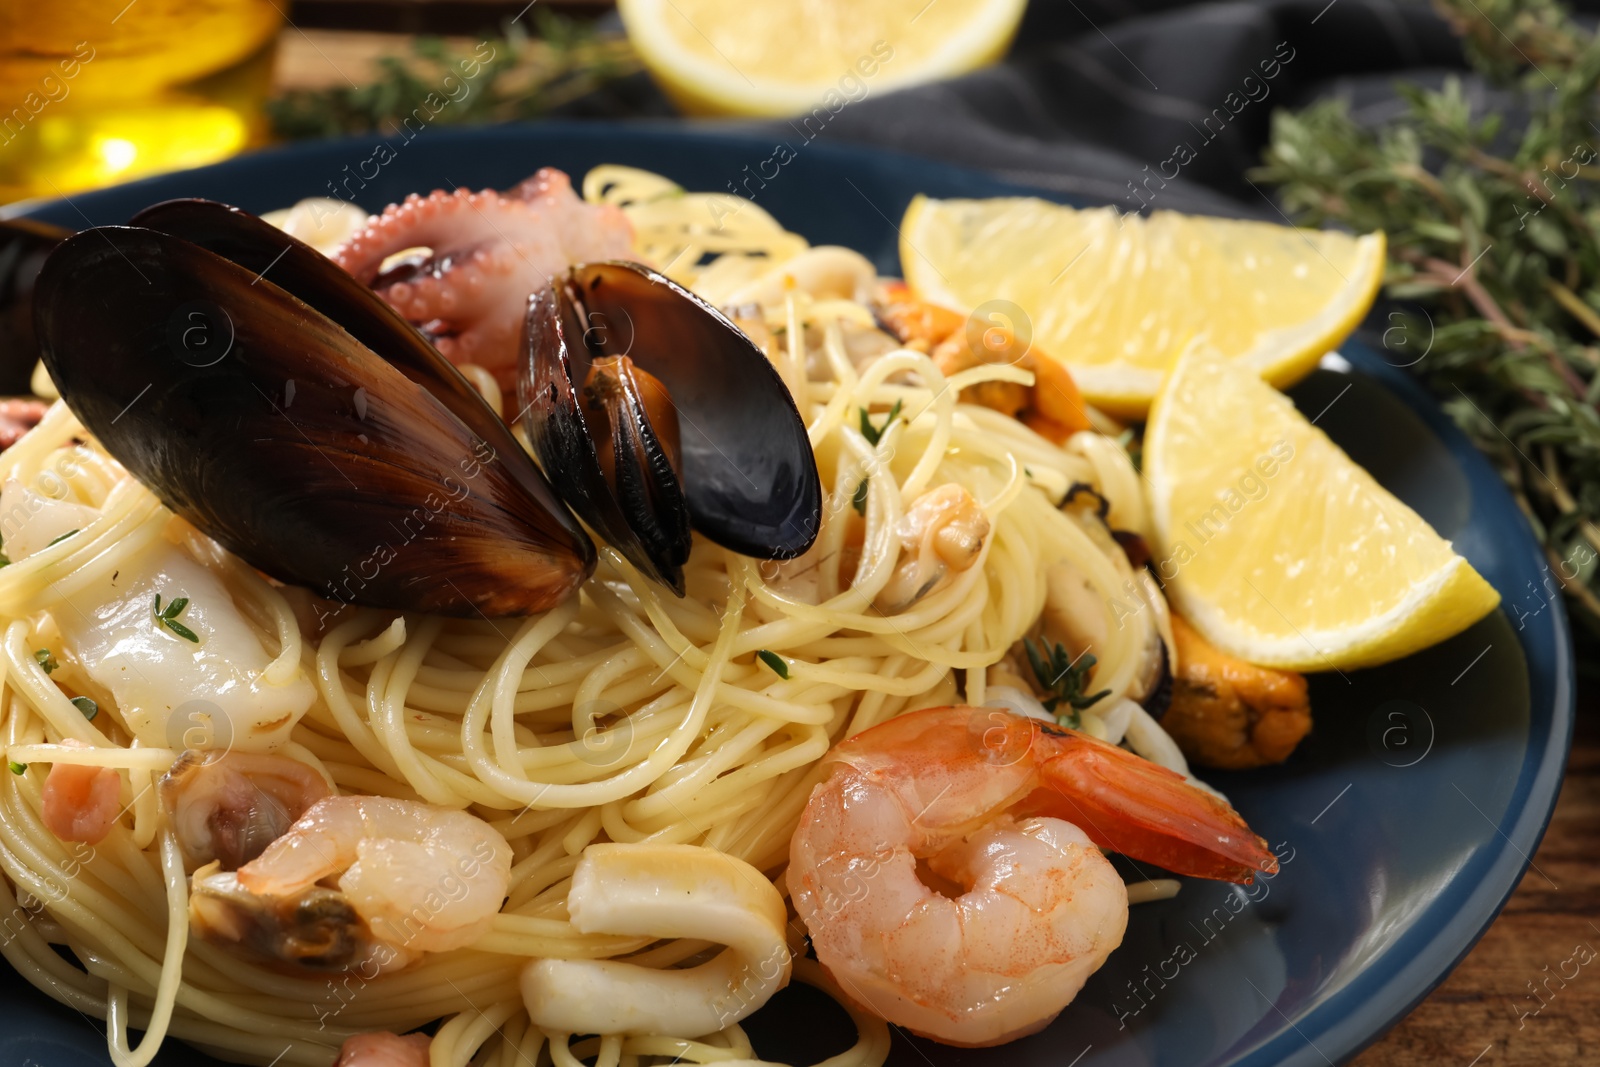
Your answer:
[617,0,1026,117]
[1144,344,1500,671]
[900,195,1385,417]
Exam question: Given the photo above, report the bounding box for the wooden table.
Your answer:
[271,28,1600,1066]
[1351,688,1599,1067]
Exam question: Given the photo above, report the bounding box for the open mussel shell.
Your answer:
[129,198,573,534]
[33,223,596,617]
[520,262,821,592]
[522,280,690,591]
[0,218,69,394]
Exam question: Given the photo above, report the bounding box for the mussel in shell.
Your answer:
[520,262,821,592]
[128,199,544,493]
[32,208,595,617]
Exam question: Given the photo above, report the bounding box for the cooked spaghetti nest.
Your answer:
[0,165,1180,1067]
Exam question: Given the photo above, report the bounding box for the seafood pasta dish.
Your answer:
[0,165,1490,1067]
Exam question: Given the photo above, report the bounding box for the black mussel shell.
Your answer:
[128,199,541,477]
[0,218,69,395]
[520,262,821,591]
[523,282,690,591]
[582,354,692,589]
[130,199,590,567]
[34,225,595,617]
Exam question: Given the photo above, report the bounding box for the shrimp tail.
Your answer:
[1023,727,1279,883]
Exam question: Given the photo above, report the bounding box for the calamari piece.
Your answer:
[521,843,790,1037]
[722,245,877,308]
[0,479,315,752]
[259,198,371,257]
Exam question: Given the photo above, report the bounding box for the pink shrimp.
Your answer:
[334,1031,430,1066]
[41,739,122,844]
[788,705,1277,1047]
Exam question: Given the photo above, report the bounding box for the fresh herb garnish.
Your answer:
[70,696,97,721]
[1023,637,1111,728]
[1256,0,1600,629]
[152,594,199,642]
[45,529,77,547]
[859,399,903,447]
[33,649,56,675]
[851,478,870,516]
[265,12,640,140]
[8,761,24,775]
[756,649,790,679]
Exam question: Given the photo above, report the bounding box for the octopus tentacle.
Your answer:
[331,168,634,385]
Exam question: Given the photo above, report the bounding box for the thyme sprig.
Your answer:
[152,594,199,643]
[859,399,904,447]
[267,12,640,140]
[1256,0,1600,631]
[1023,637,1111,729]
[756,649,790,679]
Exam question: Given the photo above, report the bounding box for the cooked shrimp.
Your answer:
[788,705,1277,1047]
[190,796,512,972]
[41,739,121,844]
[334,1031,430,1067]
[158,751,330,871]
[876,484,991,612]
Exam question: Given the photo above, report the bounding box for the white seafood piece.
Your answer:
[723,245,877,309]
[1,480,315,751]
[259,197,371,257]
[521,843,791,1037]
[875,483,992,612]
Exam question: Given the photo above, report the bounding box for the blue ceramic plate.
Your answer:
[4,124,1574,1067]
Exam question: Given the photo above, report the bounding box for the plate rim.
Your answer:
[8,120,1577,1067]
[1259,343,1575,1067]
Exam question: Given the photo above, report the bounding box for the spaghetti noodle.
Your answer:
[0,165,1186,1067]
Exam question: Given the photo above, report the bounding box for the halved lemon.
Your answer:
[617,0,1026,117]
[1144,344,1500,671]
[900,195,1385,417]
